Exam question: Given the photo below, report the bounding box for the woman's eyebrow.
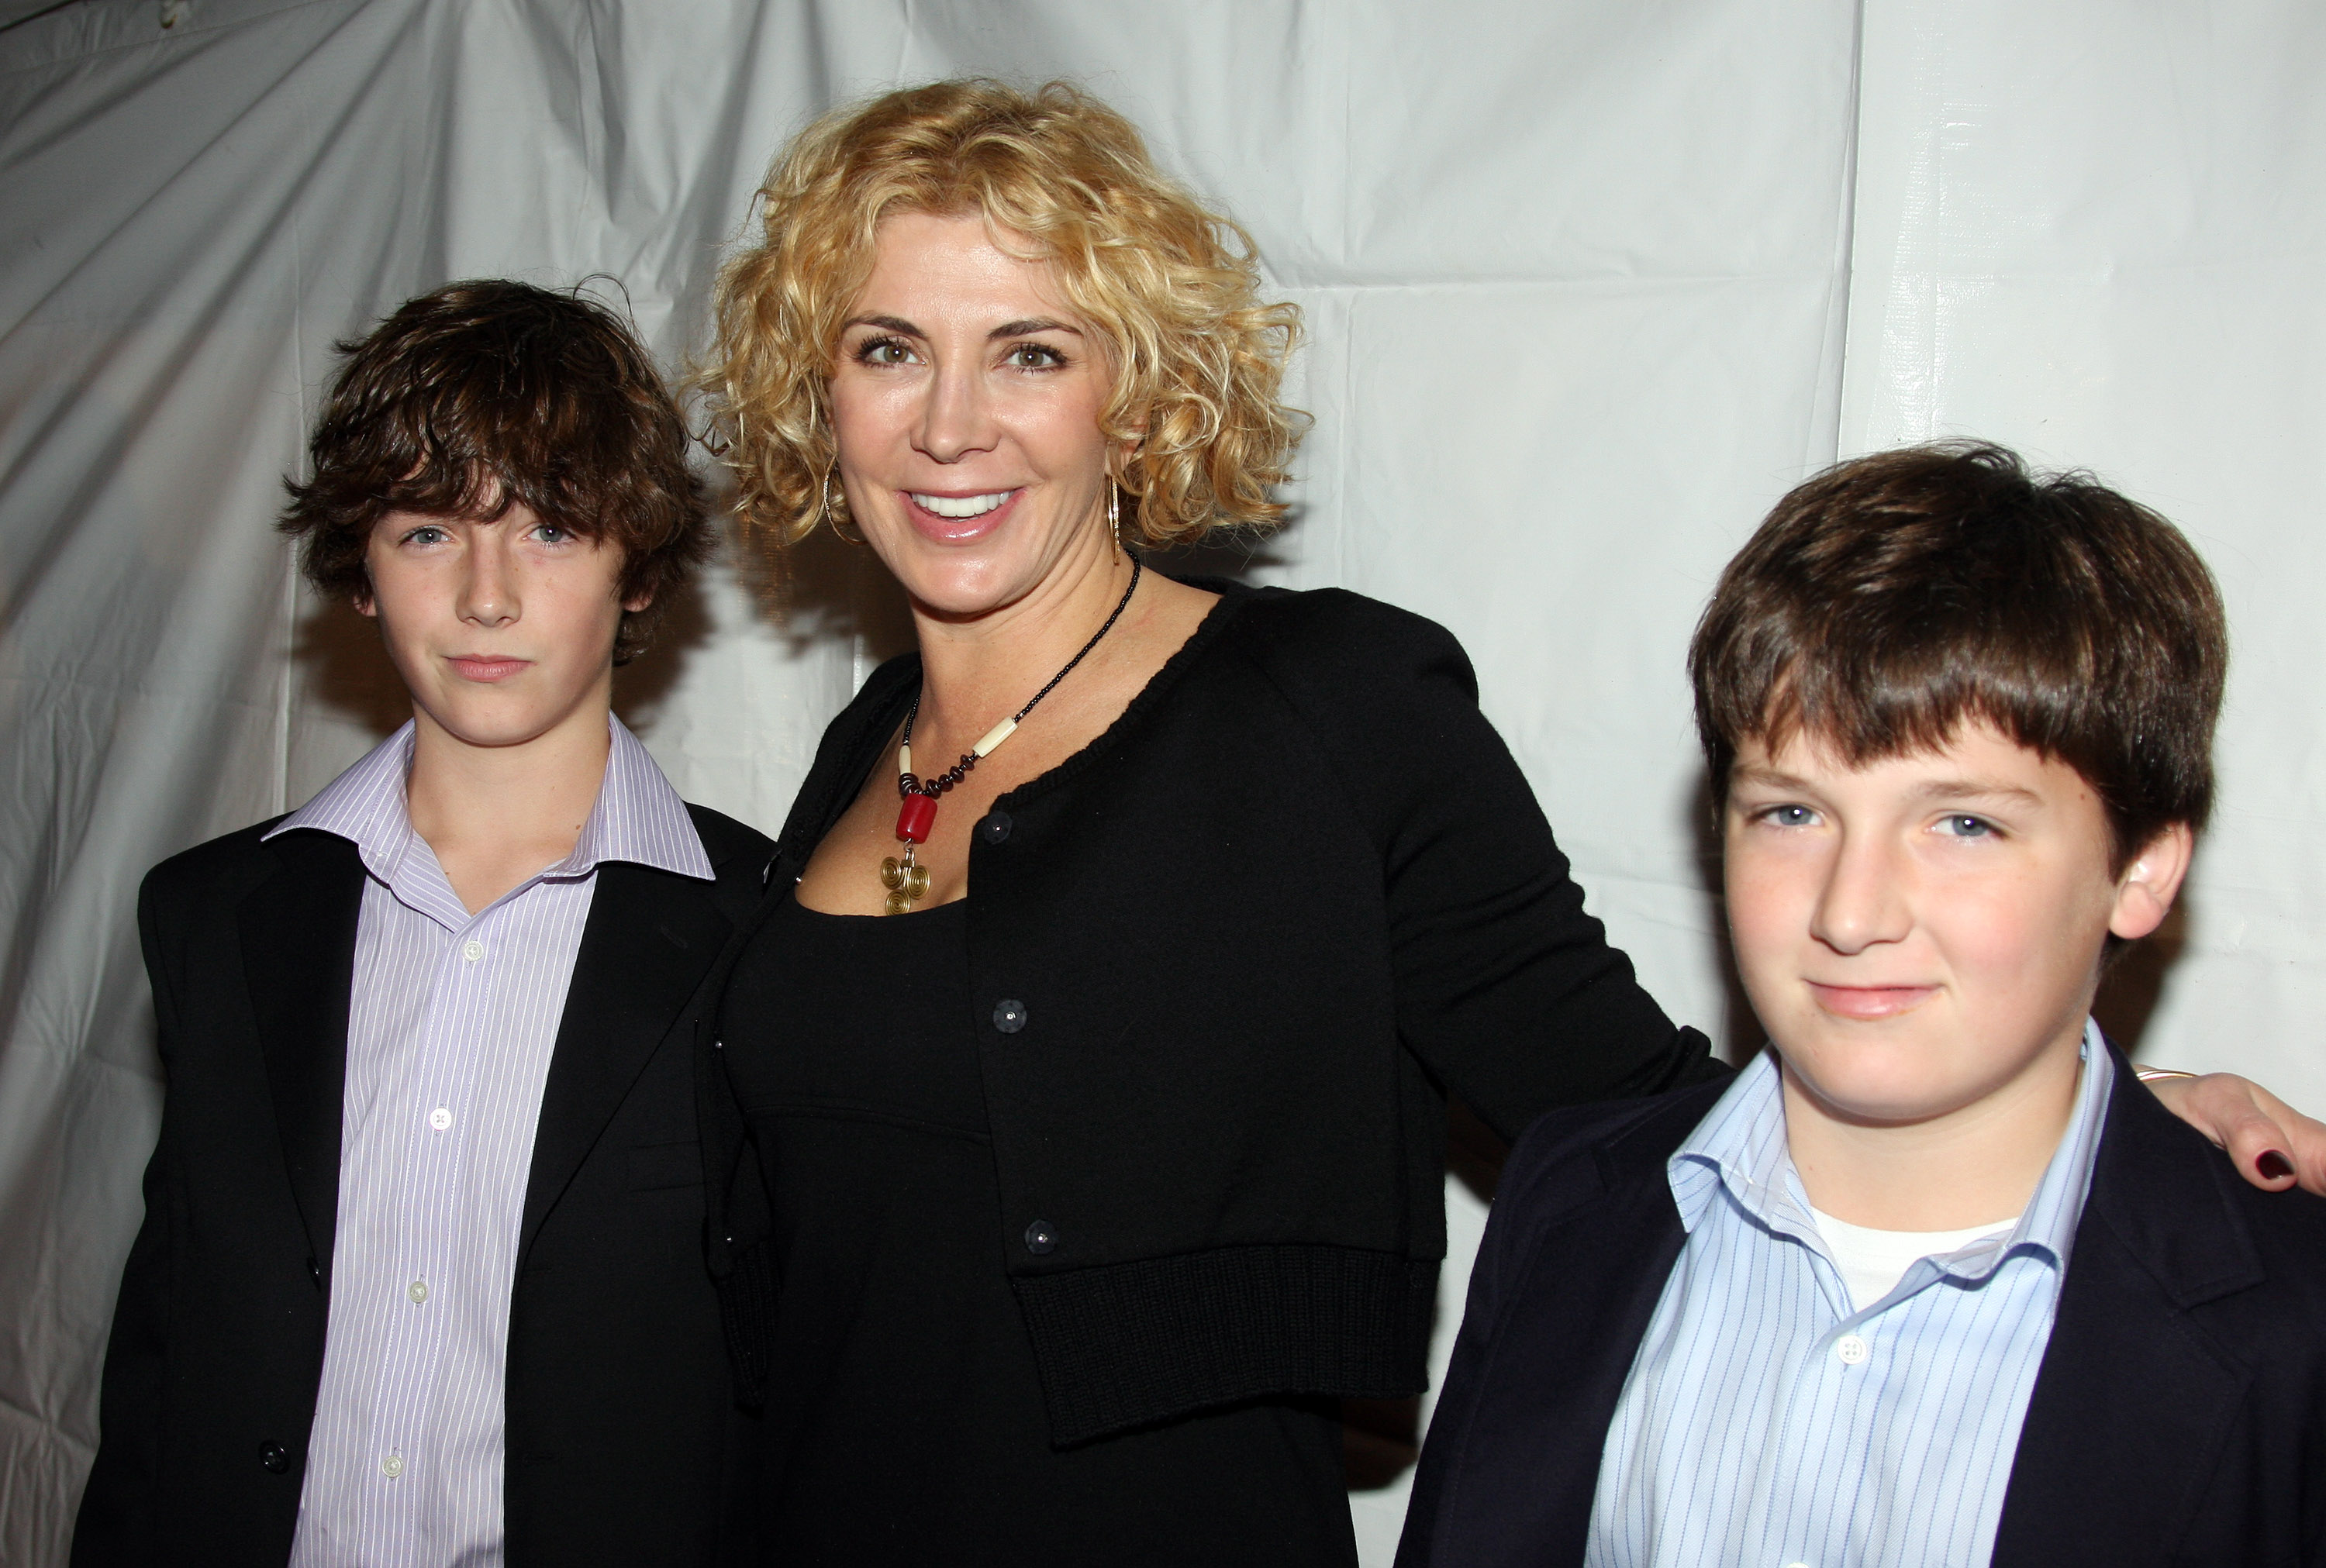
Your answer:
[844,314,922,336]
[989,317,1080,339]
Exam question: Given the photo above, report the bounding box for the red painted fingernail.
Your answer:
[2259,1150,2295,1180]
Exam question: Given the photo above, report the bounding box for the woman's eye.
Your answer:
[856,337,916,367]
[1005,343,1065,370]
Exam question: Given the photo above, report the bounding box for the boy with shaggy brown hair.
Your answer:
[1401,443,2326,1568]
[75,281,770,1566]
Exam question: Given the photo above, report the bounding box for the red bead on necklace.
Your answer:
[878,556,1142,914]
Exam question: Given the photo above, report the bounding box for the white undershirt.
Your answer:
[1809,1204,2020,1312]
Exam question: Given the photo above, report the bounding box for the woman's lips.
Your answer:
[901,487,1021,544]
[447,656,530,683]
[1807,982,1937,1020]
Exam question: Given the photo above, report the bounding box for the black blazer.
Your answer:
[73,803,775,1568]
[1398,1048,2326,1567]
[705,581,1723,1446]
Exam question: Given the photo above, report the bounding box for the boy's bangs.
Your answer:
[1745,636,2097,782]
[1691,443,2226,865]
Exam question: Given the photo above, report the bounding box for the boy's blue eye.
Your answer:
[1940,814,1995,838]
[1765,805,1816,827]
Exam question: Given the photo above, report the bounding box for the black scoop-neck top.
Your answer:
[719,888,1355,1565]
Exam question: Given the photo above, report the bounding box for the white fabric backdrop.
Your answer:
[2,2,2320,1561]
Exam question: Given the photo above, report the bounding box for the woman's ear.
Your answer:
[2109,821,2195,941]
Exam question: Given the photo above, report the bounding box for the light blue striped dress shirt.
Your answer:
[267,716,710,1568]
[1585,1022,2113,1568]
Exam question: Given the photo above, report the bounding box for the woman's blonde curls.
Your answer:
[702,79,1306,557]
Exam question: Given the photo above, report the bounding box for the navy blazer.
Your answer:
[74,804,775,1568]
[1399,1047,2326,1567]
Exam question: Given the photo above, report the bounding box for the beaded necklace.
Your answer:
[880,555,1143,914]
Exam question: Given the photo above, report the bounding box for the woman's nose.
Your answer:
[913,360,999,464]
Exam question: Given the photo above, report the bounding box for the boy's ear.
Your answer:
[621,589,654,614]
[352,589,377,619]
[2108,821,2195,942]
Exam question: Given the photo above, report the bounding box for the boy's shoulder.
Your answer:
[681,801,776,873]
[1495,1076,1734,1228]
[140,815,336,913]
[2087,1062,2326,1318]
[141,801,777,922]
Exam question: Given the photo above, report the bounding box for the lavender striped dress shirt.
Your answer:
[265,716,711,1568]
[1584,1022,2112,1568]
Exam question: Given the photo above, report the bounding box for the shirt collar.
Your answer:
[1669,1019,2115,1281]
[561,715,714,881]
[264,713,713,886]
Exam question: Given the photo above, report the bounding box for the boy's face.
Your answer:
[358,502,642,752]
[1723,721,2190,1129]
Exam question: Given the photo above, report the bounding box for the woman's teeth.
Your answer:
[910,490,1013,519]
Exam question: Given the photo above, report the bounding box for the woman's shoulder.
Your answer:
[1192,577,1481,717]
[1206,577,1465,653]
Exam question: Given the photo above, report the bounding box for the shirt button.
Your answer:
[428,1107,454,1132]
[992,999,1028,1034]
[407,1280,429,1304]
[462,939,485,963]
[1023,1220,1058,1255]
[258,1440,291,1474]
[977,811,1013,846]
[381,1453,405,1479]
[1835,1334,1869,1365]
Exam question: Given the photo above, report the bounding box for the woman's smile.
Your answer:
[901,486,1025,543]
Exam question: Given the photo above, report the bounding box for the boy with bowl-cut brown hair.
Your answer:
[1400,443,2326,1568]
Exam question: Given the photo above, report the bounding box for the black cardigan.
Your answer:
[707,580,1720,1444]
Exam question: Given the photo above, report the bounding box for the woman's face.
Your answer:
[828,210,1116,619]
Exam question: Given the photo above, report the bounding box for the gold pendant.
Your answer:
[878,845,931,914]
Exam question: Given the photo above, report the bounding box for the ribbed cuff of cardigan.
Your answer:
[1012,1244,1439,1446]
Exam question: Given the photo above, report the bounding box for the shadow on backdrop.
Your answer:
[293,598,406,739]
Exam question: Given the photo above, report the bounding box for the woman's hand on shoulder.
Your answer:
[2148,1072,2324,1193]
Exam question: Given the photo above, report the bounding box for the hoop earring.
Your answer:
[1107,483,1121,552]
[822,473,860,546]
